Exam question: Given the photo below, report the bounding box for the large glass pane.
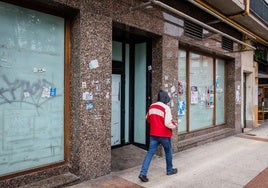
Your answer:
[124,44,130,143]
[111,74,121,146]
[134,43,146,144]
[189,53,214,131]
[178,50,187,133]
[216,59,225,125]
[112,41,122,61]
[0,2,64,176]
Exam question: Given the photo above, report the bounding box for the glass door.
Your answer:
[133,43,147,145]
[111,74,121,146]
[112,37,151,147]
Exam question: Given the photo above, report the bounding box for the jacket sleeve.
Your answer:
[164,106,177,129]
[146,112,149,123]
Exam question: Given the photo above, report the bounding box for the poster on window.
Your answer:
[206,85,214,108]
[178,100,186,115]
[191,86,198,104]
[178,81,184,95]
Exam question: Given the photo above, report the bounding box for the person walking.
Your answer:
[139,90,178,182]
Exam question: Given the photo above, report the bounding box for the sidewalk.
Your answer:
[68,124,268,188]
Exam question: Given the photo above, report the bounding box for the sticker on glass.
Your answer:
[41,87,50,98]
[50,87,56,96]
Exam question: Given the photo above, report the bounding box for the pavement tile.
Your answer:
[244,167,268,188]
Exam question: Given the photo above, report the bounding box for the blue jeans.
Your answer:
[140,136,173,176]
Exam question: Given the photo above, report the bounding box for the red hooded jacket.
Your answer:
[146,102,177,138]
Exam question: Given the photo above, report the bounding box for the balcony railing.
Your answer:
[250,0,268,24]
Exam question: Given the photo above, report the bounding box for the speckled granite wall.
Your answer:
[64,0,172,181]
[0,0,244,186]
[67,0,113,180]
[161,36,180,152]
[151,39,163,100]
[222,50,243,133]
[234,52,243,132]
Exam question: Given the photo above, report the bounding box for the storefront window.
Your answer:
[178,50,226,133]
[216,59,226,125]
[189,53,214,131]
[0,2,65,176]
[178,50,187,133]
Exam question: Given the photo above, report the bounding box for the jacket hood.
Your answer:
[157,90,170,104]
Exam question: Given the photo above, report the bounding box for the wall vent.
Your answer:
[222,36,233,52]
[184,20,203,40]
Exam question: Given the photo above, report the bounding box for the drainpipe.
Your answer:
[189,0,268,46]
[229,0,250,19]
[149,0,256,50]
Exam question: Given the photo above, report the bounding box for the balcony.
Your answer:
[197,0,268,44]
[250,0,268,24]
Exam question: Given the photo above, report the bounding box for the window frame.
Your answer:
[178,48,227,133]
[0,1,71,180]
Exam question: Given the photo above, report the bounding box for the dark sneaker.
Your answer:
[139,174,149,182]
[167,168,177,175]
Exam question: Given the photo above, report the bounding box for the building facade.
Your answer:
[0,0,267,187]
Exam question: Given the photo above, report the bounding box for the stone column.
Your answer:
[226,52,243,133]
[162,35,179,153]
[69,1,113,180]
